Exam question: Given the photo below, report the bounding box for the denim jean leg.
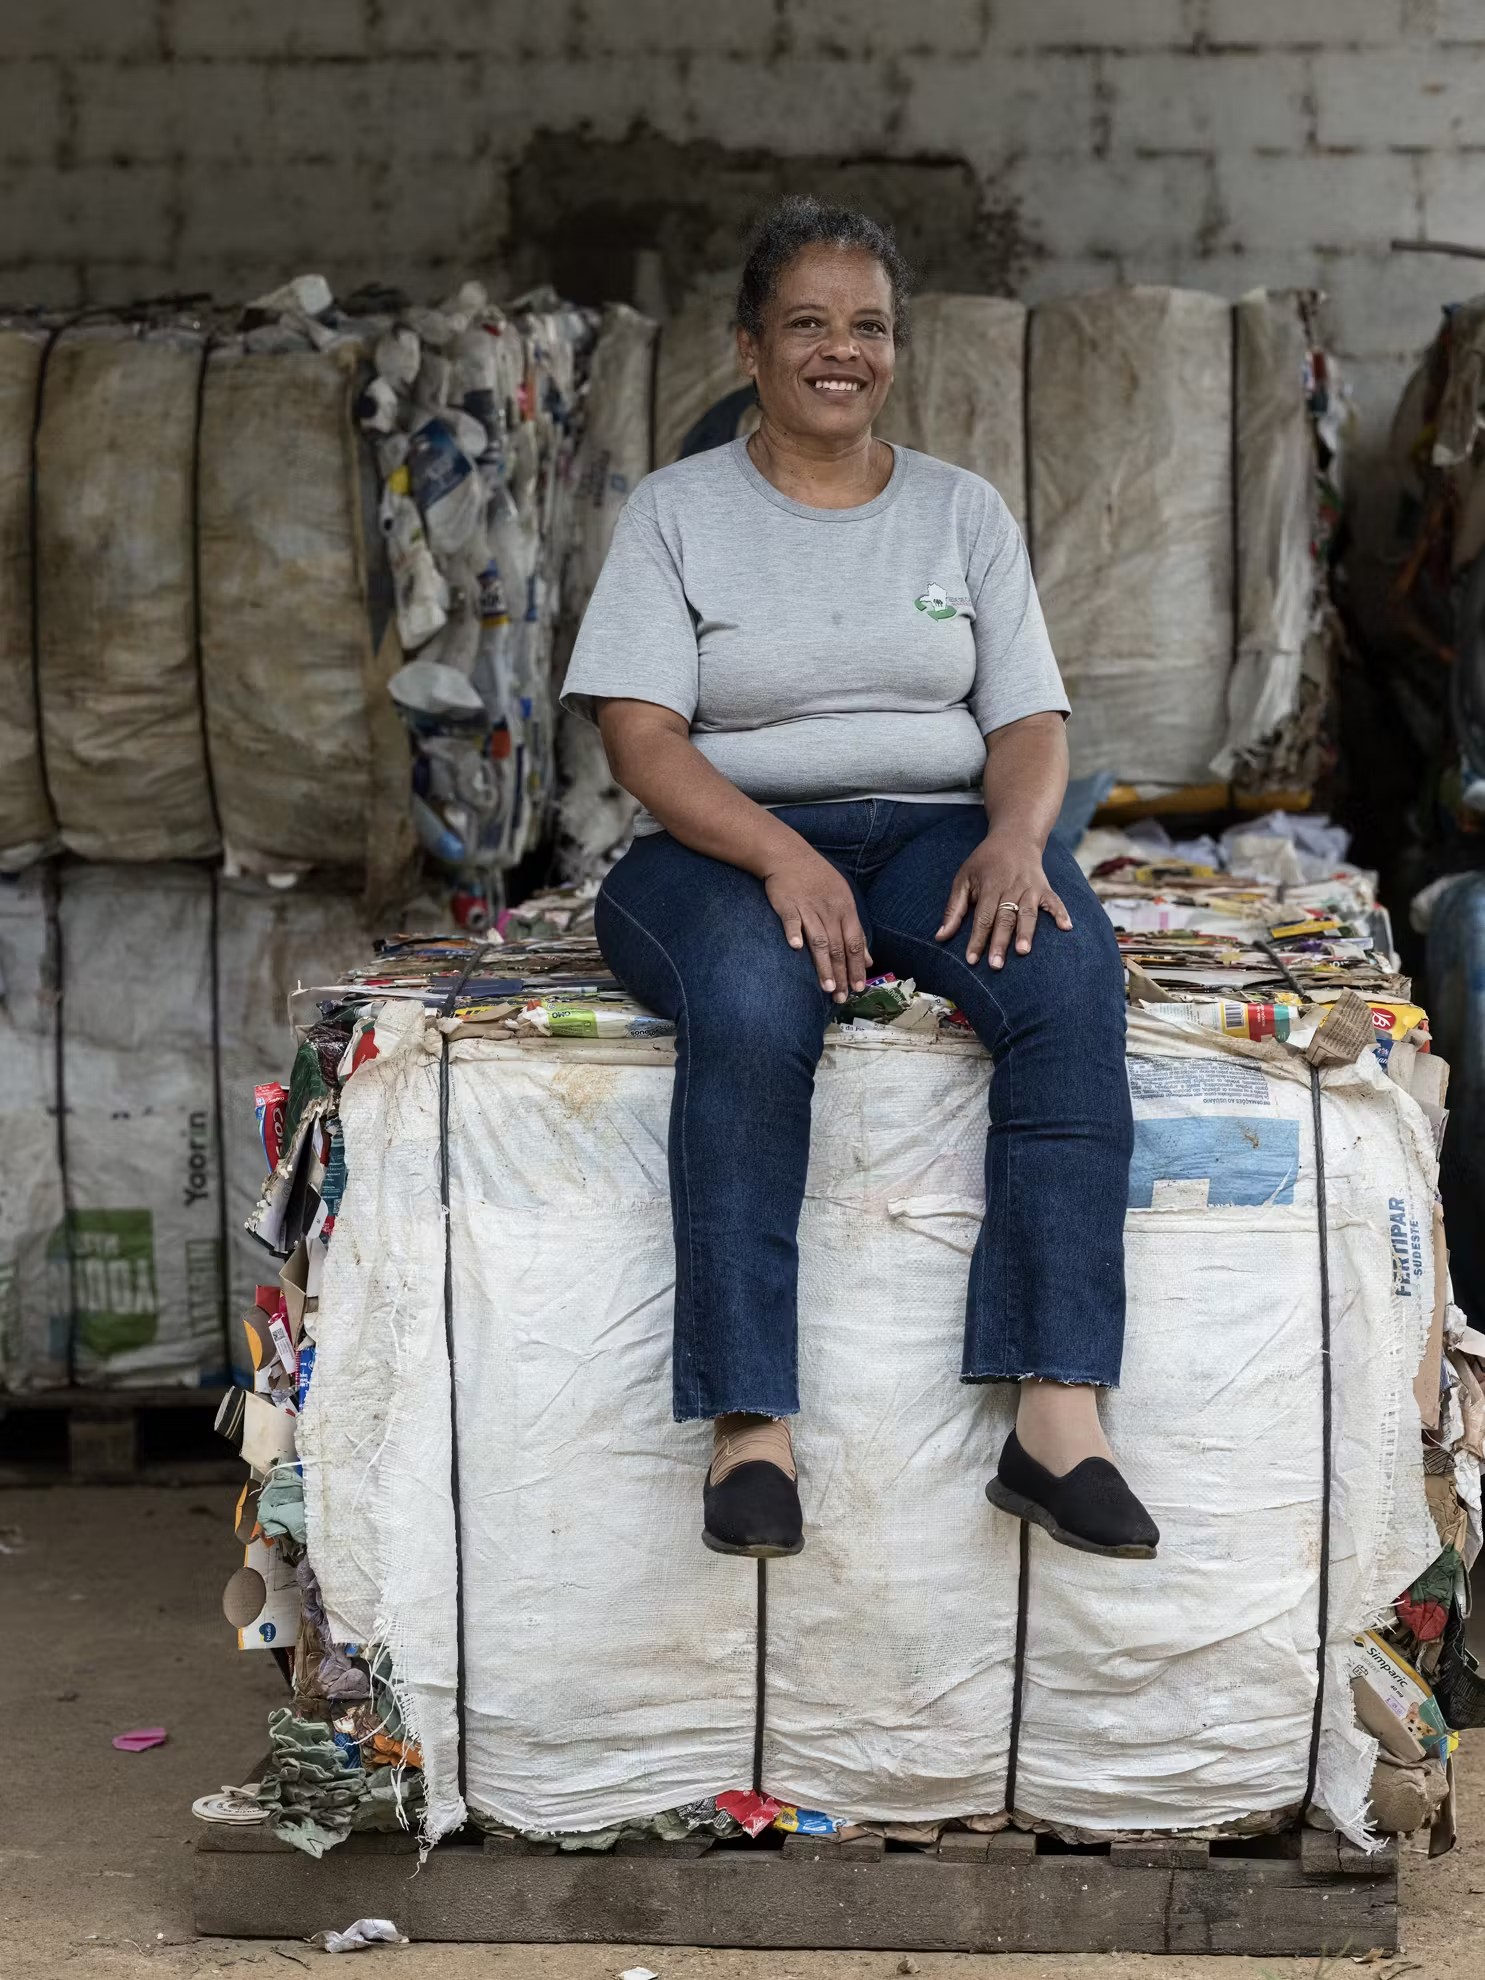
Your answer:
[595,838,837,1420]
[863,816,1133,1386]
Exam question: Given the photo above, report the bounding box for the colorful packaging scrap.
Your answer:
[369,287,612,886]
[772,1805,842,1836]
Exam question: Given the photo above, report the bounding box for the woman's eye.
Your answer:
[858,321,888,336]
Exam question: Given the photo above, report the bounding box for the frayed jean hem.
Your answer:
[674,1397,802,1424]
[960,1369,1120,1390]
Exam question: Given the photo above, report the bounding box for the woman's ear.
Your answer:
[736,324,758,380]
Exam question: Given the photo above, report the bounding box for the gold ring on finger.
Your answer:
[997,900,1020,915]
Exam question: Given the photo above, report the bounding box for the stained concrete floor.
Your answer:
[2,1485,1479,1980]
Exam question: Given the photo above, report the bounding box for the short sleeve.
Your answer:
[967,492,1070,736]
[559,499,700,727]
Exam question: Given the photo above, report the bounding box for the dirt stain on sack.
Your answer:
[551,1062,621,1122]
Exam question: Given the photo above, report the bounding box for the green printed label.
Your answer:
[51,1211,160,1358]
[544,1007,602,1036]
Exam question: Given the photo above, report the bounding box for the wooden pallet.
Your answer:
[0,1385,233,1484]
[194,1824,1399,1955]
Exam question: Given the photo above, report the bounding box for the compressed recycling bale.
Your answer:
[878,293,1028,528]
[0,864,376,1391]
[57,863,225,1388]
[199,347,403,876]
[214,878,372,1327]
[0,871,64,1389]
[652,284,744,469]
[560,303,658,873]
[1215,289,1320,777]
[304,1008,1433,1844]
[36,328,220,862]
[1030,288,1234,788]
[0,333,56,872]
[566,303,657,619]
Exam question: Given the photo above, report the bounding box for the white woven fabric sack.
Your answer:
[302,1005,1434,1845]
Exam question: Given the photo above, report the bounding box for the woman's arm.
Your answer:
[597,697,873,1001]
[936,711,1074,969]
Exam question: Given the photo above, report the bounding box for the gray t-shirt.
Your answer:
[561,437,1068,833]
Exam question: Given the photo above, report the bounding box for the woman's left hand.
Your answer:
[935,829,1073,969]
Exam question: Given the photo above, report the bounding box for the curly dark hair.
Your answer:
[735,194,913,345]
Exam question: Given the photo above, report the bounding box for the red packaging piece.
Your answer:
[255,1082,287,1171]
[1395,1593,1449,1642]
[350,1027,380,1076]
[715,1789,782,1837]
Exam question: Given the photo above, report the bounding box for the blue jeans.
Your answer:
[596,801,1133,1421]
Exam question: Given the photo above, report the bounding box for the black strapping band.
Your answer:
[436,943,503,1811]
[439,1032,470,1809]
[752,1558,768,1794]
[27,322,66,830]
[45,862,79,1383]
[207,867,231,1374]
[28,327,70,1371]
[1021,307,1036,571]
[189,333,225,847]
[1301,1065,1335,1814]
[1004,1518,1030,1815]
[1258,939,1306,1000]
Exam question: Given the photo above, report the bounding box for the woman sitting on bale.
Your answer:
[562,195,1156,1564]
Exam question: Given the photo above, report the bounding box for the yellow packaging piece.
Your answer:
[1132,861,1216,885]
[1268,915,1341,940]
[1365,1002,1429,1044]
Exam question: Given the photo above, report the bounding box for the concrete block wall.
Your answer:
[2,0,1483,448]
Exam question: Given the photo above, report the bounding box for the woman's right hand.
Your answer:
[762,848,872,1001]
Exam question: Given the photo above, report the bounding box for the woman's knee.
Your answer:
[1021,909,1127,1049]
[685,948,827,1064]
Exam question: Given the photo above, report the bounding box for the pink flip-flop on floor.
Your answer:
[112,1728,168,1751]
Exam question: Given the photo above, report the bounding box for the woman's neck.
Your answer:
[746,419,893,510]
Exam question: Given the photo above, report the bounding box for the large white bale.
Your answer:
[199,348,401,876]
[652,286,743,469]
[57,864,225,1387]
[566,303,657,619]
[0,865,375,1391]
[1030,288,1234,788]
[878,293,1028,528]
[558,303,658,873]
[36,330,219,862]
[303,1006,1434,1846]
[1219,289,1321,778]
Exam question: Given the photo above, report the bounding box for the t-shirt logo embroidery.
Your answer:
[913,584,958,621]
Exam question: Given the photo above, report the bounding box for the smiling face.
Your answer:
[736,242,896,446]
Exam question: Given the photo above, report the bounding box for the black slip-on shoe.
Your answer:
[985,1429,1159,1559]
[702,1460,805,1558]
